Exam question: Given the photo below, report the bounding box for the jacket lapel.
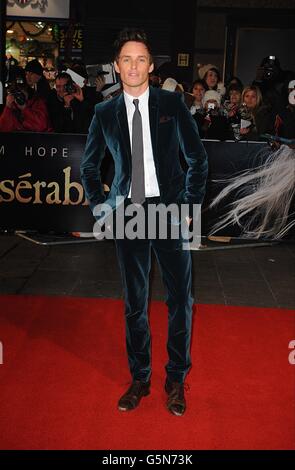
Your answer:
[148,86,159,167]
[116,93,131,168]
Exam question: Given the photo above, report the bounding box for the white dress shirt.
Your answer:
[124,88,160,198]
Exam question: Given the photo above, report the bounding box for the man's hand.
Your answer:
[72,84,84,102]
[240,127,250,135]
[95,75,105,92]
[64,93,74,108]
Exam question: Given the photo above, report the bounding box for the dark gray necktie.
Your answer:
[131,98,145,204]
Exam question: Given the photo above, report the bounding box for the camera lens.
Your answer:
[64,81,76,94]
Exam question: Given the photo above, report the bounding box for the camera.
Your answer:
[12,89,27,106]
[7,81,27,106]
[207,102,215,110]
[262,55,277,81]
[64,79,76,94]
[263,68,275,80]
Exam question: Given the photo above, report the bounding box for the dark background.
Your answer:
[70,0,295,85]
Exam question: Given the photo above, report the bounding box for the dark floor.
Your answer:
[0,233,294,309]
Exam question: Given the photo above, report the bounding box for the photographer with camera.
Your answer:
[70,61,106,109]
[253,56,287,115]
[193,90,231,140]
[25,59,51,102]
[47,72,93,133]
[0,75,52,133]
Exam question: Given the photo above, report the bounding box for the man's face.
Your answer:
[114,41,154,95]
[25,71,41,86]
[55,78,69,98]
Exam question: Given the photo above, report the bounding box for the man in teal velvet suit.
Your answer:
[80,28,208,416]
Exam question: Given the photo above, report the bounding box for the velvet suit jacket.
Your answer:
[80,86,208,223]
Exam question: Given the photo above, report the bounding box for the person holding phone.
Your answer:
[193,90,231,140]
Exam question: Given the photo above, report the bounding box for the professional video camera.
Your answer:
[256,55,280,83]
[262,56,278,80]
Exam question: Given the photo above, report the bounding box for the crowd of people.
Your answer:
[158,57,295,142]
[0,55,294,142]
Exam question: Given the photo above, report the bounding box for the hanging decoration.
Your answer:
[18,21,49,38]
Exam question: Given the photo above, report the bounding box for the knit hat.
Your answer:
[198,64,219,80]
[288,79,295,89]
[25,59,44,76]
[162,77,178,92]
[202,90,221,106]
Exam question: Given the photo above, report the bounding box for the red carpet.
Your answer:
[0,295,294,450]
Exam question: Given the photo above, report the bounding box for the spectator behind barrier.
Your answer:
[277,80,295,139]
[194,90,231,141]
[252,55,287,115]
[198,63,226,106]
[25,59,51,102]
[70,60,105,110]
[198,64,220,90]
[161,77,195,110]
[47,72,93,133]
[223,84,242,121]
[4,52,19,83]
[239,85,274,141]
[190,80,205,115]
[149,69,161,88]
[0,79,52,132]
[225,76,244,97]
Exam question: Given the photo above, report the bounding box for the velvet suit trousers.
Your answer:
[115,197,193,384]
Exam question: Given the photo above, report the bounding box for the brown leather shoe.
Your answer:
[118,380,151,411]
[165,379,187,416]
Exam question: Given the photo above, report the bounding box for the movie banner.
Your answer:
[0,132,94,231]
[0,132,268,234]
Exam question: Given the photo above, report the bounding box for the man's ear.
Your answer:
[114,61,120,74]
[149,63,154,74]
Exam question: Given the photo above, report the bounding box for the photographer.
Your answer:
[47,72,93,133]
[253,56,287,115]
[25,59,51,102]
[0,79,52,133]
[194,90,231,140]
[70,61,105,110]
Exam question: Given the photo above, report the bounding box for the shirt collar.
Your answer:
[123,86,149,108]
